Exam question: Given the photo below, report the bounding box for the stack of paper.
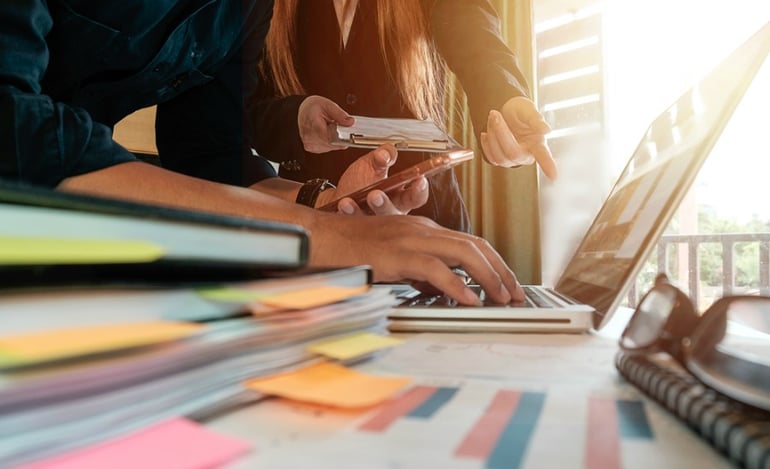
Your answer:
[0,184,407,467]
[0,272,400,467]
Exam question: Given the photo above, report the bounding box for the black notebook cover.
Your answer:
[0,180,310,286]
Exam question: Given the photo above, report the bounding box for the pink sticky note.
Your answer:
[18,418,251,469]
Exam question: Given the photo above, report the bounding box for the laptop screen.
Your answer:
[554,23,770,329]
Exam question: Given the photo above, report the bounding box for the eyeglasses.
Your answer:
[620,274,770,412]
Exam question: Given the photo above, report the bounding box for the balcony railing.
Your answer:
[627,233,770,310]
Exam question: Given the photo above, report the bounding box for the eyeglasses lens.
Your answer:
[686,297,770,411]
[703,298,770,365]
[623,286,678,348]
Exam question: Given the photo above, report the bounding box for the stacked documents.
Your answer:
[0,268,399,467]
[0,183,405,467]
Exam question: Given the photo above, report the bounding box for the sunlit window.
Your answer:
[535,0,770,308]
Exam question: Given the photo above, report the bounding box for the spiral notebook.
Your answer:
[615,352,770,468]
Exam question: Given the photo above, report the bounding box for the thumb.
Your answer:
[529,114,551,134]
[373,144,397,169]
[518,100,551,134]
[322,100,354,126]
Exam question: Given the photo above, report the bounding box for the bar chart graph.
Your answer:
[359,385,459,432]
[218,333,732,469]
[356,384,657,469]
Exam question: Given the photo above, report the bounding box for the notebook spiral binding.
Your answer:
[615,352,770,469]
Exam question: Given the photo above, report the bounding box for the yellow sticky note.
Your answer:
[196,287,269,302]
[0,237,165,264]
[260,285,369,310]
[244,362,411,408]
[0,321,203,368]
[307,333,403,360]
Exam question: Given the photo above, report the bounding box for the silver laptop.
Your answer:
[387,22,770,333]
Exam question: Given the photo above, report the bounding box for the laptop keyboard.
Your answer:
[522,286,555,308]
[396,285,566,308]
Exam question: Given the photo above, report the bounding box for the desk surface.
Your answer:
[205,309,733,469]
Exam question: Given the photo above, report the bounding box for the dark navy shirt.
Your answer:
[0,0,276,187]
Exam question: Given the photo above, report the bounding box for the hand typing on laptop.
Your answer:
[405,268,525,306]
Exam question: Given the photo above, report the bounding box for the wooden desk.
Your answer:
[113,106,158,156]
[204,309,733,468]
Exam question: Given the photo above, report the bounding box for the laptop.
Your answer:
[386,22,770,334]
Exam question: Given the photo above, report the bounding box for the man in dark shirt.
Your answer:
[0,0,525,305]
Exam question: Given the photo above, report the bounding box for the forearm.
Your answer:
[248,176,302,203]
[57,161,314,227]
[431,0,530,136]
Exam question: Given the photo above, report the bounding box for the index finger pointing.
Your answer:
[533,141,558,180]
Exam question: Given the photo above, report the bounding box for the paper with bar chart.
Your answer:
[208,333,733,469]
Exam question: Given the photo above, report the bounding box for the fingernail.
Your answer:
[371,192,385,207]
[416,177,428,191]
[498,283,512,304]
[339,201,355,214]
[463,287,483,306]
[512,283,525,302]
[377,149,391,165]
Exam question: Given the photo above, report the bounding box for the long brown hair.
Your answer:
[264,0,445,123]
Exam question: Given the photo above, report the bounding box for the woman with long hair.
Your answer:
[251,0,554,232]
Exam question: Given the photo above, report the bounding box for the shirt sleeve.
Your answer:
[156,4,281,186]
[0,0,137,188]
[430,0,531,140]
[247,65,308,166]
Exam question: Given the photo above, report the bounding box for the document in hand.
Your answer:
[0,181,309,285]
[329,116,463,152]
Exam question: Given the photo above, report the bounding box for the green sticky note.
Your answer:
[0,350,21,368]
[196,287,269,302]
[0,237,165,264]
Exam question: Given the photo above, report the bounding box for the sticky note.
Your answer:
[259,285,369,310]
[307,333,403,360]
[17,418,251,469]
[0,321,203,368]
[0,237,166,264]
[196,287,269,302]
[244,362,411,408]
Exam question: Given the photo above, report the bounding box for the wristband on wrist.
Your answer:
[296,178,336,208]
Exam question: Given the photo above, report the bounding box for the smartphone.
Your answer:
[316,149,474,212]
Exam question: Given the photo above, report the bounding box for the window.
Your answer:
[535,0,770,309]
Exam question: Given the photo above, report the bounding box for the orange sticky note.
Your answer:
[244,362,411,408]
[17,418,251,469]
[0,321,203,368]
[259,285,369,310]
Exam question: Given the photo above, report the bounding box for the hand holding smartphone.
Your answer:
[317,149,474,212]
